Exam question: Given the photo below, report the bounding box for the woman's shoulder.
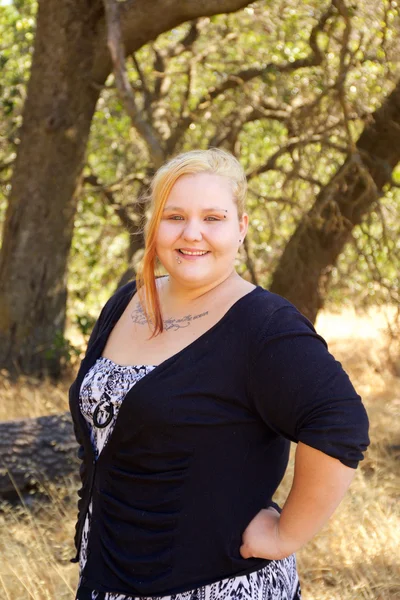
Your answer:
[113,279,137,302]
[242,285,295,322]
[105,279,137,308]
[240,286,318,342]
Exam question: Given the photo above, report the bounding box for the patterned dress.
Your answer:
[76,356,301,600]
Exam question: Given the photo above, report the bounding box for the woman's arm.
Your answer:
[240,442,356,560]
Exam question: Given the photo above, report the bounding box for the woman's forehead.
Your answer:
[166,173,235,206]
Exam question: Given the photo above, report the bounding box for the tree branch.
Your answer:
[332,0,355,152]
[92,0,255,84]
[165,3,334,154]
[248,187,300,208]
[84,173,137,233]
[160,20,202,60]
[131,53,154,120]
[151,22,201,104]
[102,0,165,167]
[246,134,331,180]
[242,237,259,286]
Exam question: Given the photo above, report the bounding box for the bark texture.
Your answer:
[270,80,400,323]
[0,0,253,377]
[0,412,77,500]
[0,0,103,376]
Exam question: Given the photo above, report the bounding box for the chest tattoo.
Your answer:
[130,303,209,332]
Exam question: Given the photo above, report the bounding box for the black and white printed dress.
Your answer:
[76,356,301,600]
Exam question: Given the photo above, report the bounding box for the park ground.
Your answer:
[0,306,399,599]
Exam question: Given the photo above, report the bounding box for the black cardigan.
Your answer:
[69,281,369,597]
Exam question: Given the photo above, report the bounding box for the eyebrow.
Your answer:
[162,206,228,213]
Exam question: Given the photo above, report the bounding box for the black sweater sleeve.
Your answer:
[69,286,124,554]
[69,280,137,559]
[248,303,370,468]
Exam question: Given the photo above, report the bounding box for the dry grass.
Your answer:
[0,306,399,599]
[0,372,72,422]
[0,482,78,599]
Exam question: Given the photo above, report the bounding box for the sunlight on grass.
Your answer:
[0,307,399,599]
[0,481,77,599]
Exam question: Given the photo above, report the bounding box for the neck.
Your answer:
[159,270,239,311]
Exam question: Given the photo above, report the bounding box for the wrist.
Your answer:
[276,519,302,557]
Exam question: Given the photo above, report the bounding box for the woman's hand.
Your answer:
[239,506,293,561]
[240,443,357,562]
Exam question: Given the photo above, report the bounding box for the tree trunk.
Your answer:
[0,412,77,501]
[0,0,103,377]
[270,80,400,323]
[0,0,253,378]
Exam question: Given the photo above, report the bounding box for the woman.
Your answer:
[69,148,369,600]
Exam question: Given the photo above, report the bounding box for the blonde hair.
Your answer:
[136,148,247,337]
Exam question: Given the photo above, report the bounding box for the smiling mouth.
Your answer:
[178,249,210,256]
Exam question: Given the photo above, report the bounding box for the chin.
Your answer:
[171,267,211,283]
[176,271,209,283]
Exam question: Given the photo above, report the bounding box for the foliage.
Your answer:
[0,0,36,221]
[1,0,400,334]
[44,330,81,372]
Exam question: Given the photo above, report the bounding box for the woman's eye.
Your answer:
[167,215,220,221]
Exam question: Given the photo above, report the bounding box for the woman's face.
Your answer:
[155,172,248,289]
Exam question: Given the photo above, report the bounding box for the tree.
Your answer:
[270,79,400,321]
[0,412,76,500]
[0,0,253,377]
[269,0,400,321]
[90,0,400,324]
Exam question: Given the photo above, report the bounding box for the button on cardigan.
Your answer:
[69,281,369,598]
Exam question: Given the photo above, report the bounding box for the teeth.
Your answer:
[179,250,208,256]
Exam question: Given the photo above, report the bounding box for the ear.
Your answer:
[239,212,249,240]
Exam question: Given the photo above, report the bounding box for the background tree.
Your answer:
[79,0,400,320]
[0,0,254,378]
[0,0,399,378]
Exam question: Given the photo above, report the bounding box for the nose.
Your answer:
[182,218,203,242]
